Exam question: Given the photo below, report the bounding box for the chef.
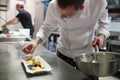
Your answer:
[22,0,110,80]
[1,2,34,38]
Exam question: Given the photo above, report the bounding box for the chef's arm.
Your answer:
[93,8,110,48]
[22,37,43,54]
[1,17,19,28]
[93,33,106,48]
[97,9,110,39]
[34,37,43,45]
[97,33,105,39]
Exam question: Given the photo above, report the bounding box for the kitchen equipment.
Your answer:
[19,29,30,36]
[2,28,9,34]
[92,46,99,63]
[74,52,120,77]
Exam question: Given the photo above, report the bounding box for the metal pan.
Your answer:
[74,52,120,77]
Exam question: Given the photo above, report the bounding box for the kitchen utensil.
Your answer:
[92,45,99,63]
[74,52,120,77]
[2,28,9,34]
[30,54,33,59]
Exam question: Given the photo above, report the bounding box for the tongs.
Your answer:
[94,45,99,53]
[30,54,33,59]
[26,53,33,59]
[92,45,99,63]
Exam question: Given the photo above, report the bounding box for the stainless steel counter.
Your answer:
[0,43,91,80]
[0,31,32,43]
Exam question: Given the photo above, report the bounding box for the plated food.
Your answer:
[22,56,52,74]
[26,57,45,71]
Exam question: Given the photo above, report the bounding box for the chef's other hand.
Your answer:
[22,37,42,54]
[92,34,105,49]
[22,42,37,54]
[1,24,7,28]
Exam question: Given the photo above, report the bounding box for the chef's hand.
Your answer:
[1,24,7,28]
[22,42,37,54]
[22,37,42,54]
[92,34,105,49]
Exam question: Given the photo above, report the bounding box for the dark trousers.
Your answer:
[57,50,77,68]
[57,50,99,80]
[30,28,34,38]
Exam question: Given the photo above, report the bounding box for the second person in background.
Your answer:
[1,2,34,38]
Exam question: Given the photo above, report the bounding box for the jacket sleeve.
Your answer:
[36,1,58,44]
[97,0,110,38]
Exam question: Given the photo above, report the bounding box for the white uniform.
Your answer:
[36,0,110,58]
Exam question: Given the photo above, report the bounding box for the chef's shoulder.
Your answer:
[90,0,107,7]
[48,0,56,7]
[46,0,57,12]
[90,0,107,10]
[47,0,58,15]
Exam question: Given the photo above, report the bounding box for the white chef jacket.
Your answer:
[36,0,110,58]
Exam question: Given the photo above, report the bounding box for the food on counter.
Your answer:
[25,57,45,71]
[22,56,52,74]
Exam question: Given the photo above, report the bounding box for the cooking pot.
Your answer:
[74,52,120,77]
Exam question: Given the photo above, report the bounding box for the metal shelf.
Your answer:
[0,5,8,11]
[0,0,9,11]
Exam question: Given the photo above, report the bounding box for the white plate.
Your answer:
[22,56,52,74]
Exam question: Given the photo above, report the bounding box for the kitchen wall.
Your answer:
[0,0,44,39]
[34,0,44,39]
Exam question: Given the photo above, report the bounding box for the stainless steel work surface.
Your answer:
[0,44,27,80]
[0,43,91,80]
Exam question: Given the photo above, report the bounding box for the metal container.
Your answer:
[74,52,120,77]
[2,28,9,34]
